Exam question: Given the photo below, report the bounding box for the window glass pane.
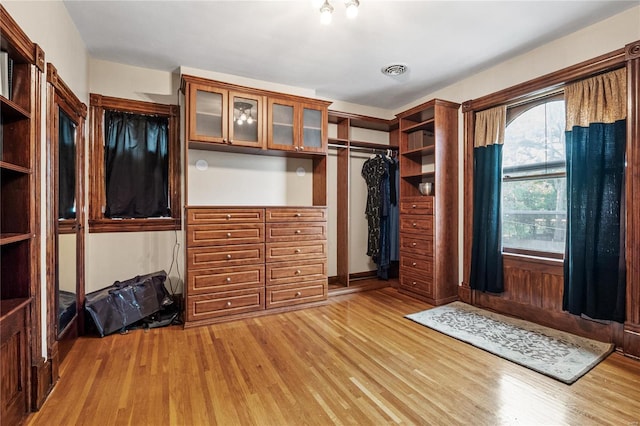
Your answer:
[502,100,566,254]
[503,177,567,253]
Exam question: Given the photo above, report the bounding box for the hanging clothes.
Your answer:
[362,152,400,279]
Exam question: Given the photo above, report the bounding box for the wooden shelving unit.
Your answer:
[0,5,44,424]
[397,99,460,305]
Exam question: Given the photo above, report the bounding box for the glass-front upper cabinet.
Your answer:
[301,103,327,154]
[187,82,265,148]
[267,98,327,154]
[268,98,296,151]
[189,83,228,144]
[229,91,264,148]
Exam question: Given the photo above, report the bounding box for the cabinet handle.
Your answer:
[295,249,301,253]
[295,291,302,297]
[228,139,233,144]
[226,277,232,282]
[226,301,232,307]
[295,270,301,275]
[412,204,417,208]
[412,281,417,286]
[226,254,232,259]
[226,214,232,219]
[295,230,301,234]
[412,222,417,227]
[295,213,301,217]
[294,146,299,151]
[299,146,304,151]
[411,242,417,247]
[226,233,232,237]
[412,262,417,266]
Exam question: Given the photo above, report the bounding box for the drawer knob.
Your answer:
[412,204,417,208]
[412,262,417,266]
[295,230,301,234]
[226,214,232,219]
[226,277,232,282]
[295,249,301,253]
[226,301,232,307]
[295,291,302,297]
[412,281,417,286]
[412,222,417,227]
[226,254,232,259]
[411,242,417,247]
[295,270,301,275]
[226,233,232,237]
[295,213,301,217]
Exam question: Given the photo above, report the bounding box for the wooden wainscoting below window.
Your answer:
[471,254,624,346]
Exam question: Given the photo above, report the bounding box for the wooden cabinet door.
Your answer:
[188,83,228,144]
[267,97,297,152]
[228,91,265,148]
[300,103,327,154]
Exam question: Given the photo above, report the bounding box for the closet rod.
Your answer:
[327,143,398,153]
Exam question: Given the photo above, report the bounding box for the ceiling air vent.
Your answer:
[381,63,408,76]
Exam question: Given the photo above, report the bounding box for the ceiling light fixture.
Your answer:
[316,0,359,25]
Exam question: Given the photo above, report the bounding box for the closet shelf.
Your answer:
[402,118,435,134]
[401,171,435,179]
[350,140,398,150]
[403,145,435,156]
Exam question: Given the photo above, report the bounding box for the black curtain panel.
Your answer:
[58,109,76,219]
[563,120,626,322]
[104,111,170,218]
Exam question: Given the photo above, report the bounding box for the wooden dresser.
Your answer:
[398,197,434,298]
[185,206,327,327]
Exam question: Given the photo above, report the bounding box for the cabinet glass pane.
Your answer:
[302,107,322,148]
[232,96,259,142]
[272,104,294,146]
[195,90,223,138]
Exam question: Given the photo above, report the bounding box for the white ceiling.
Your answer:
[63,0,638,111]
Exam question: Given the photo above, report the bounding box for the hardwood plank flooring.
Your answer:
[27,287,640,425]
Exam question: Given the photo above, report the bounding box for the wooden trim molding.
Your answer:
[624,39,640,358]
[88,94,181,233]
[462,46,627,113]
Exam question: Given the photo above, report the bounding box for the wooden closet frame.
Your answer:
[327,111,399,294]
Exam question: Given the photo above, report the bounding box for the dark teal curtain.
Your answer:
[563,120,626,322]
[58,109,76,219]
[104,111,170,218]
[470,143,504,293]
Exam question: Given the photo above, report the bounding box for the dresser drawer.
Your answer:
[399,271,433,296]
[187,223,264,247]
[266,259,327,285]
[187,208,264,224]
[265,207,327,222]
[265,240,327,263]
[188,265,264,294]
[266,280,327,309]
[400,255,433,275]
[265,222,327,242]
[186,289,264,322]
[400,216,433,235]
[188,244,264,269]
[400,197,433,215]
[400,234,433,258]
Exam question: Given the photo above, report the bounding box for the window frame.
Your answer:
[501,95,567,259]
[88,94,181,233]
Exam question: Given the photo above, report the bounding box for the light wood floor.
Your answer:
[27,287,640,425]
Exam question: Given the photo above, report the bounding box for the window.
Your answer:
[502,97,566,256]
[89,94,180,232]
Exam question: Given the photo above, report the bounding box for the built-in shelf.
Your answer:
[0,233,32,246]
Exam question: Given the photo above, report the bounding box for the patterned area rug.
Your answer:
[406,302,614,384]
